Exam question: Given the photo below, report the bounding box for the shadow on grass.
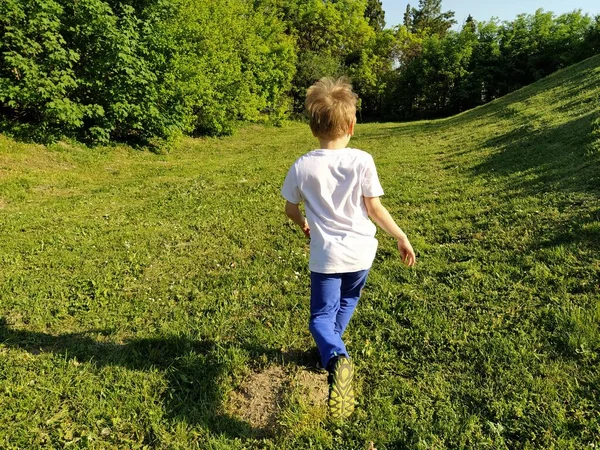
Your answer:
[531,198,600,255]
[473,112,600,196]
[0,117,165,153]
[0,322,318,441]
[447,55,600,126]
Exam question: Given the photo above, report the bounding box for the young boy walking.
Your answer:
[281,77,416,419]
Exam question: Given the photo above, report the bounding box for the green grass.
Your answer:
[1,55,599,449]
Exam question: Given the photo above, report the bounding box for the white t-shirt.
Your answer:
[281,148,384,274]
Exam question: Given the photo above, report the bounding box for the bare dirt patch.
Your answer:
[294,369,328,407]
[228,365,286,433]
[227,365,328,435]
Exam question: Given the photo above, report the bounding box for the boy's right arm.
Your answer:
[364,196,415,266]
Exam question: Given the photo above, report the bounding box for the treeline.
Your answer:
[1,0,599,145]
[379,1,600,119]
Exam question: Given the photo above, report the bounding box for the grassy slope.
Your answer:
[0,55,599,449]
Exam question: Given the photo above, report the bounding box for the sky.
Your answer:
[380,0,600,29]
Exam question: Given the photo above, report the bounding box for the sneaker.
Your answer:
[327,356,355,419]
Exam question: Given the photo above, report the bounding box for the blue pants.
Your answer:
[309,270,370,369]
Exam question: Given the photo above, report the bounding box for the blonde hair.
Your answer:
[305,77,358,139]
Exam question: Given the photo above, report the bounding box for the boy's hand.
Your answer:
[302,220,311,238]
[285,201,310,238]
[397,237,416,267]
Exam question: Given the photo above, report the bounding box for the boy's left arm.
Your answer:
[285,201,310,238]
[364,196,415,266]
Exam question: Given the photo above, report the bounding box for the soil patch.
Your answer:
[228,365,286,433]
[294,370,328,407]
[227,365,329,435]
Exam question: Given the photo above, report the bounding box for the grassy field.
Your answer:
[1,55,599,449]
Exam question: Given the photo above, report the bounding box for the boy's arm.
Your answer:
[285,201,310,238]
[364,196,415,266]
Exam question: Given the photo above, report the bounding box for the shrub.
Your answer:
[63,0,185,144]
[0,0,296,143]
[0,0,85,141]
[168,0,295,136]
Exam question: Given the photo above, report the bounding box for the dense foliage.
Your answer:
[0,0,295,143]
[0,0,599,143]
[384,6,600,120]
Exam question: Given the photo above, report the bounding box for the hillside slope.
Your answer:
[0,56,599,448]
[352,54,600,448]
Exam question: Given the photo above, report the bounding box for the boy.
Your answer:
[281,77,416,419]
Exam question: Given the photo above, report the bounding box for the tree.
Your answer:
[347,29,395,118]
[167,0,296,135]
[463,14,475,33]
[0,0,297,143]
[365,0,385,32]
[408,0,456,37]
[403,4,412,28]
[585,15,600,54]
[467,19,503,105]
[275,0,375,111]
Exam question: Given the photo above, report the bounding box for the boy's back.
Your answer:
[282,148,383,274]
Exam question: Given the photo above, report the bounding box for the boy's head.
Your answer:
[305,77,358,140]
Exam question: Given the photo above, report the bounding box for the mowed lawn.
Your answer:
[1,56,599,449]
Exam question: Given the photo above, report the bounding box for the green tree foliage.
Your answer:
[386,28,476,119]
[586,15,600,53]
[0,0,295,143]
[365,0,386,32]
[1,0,600,143]
[347,29,395,118]
[169,0,296,135]
[65,0,182,143]
[0,0,188,143]
[403,4,412,29]
[406,0,456,37]
[385,8,599,120]
[0,0,85,141]
[458,19,503,107]
[276,0,375,112]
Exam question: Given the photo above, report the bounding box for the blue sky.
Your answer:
[380,0,600,29]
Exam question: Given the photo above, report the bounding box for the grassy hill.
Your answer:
[0,55,599,449]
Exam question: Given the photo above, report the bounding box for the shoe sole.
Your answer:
[328,357,355,419]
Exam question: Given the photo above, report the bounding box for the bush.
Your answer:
[169,0,295,136]
[0,0,296,143]
[65,0,186,144]
[0,0,85,141]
